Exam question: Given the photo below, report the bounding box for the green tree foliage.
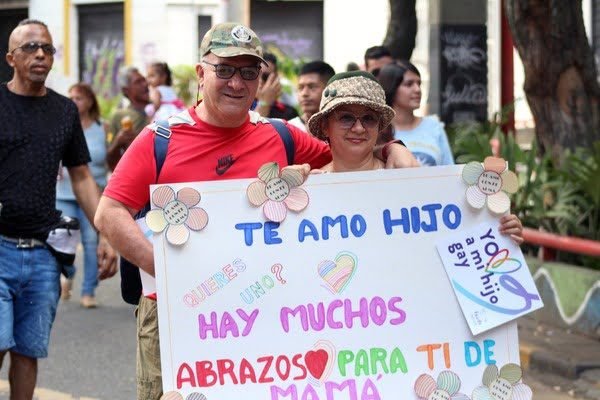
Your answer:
[171,64,198,106]
[449,118,600,270]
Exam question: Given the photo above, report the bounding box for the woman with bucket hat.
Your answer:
[307,70,524,243]
[307,71,397,173]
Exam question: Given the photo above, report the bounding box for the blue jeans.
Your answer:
[0,237,61,358]
[56,199,98,296]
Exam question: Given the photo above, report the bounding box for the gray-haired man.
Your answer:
[106,66,150,170]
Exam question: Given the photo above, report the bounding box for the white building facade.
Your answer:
[1,0,596,128]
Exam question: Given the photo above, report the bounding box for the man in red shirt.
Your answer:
[95,22,417,400]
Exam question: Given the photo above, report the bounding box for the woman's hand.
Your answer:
[499,214,524,245]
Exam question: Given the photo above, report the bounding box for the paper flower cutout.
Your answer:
[472,364,532,400]
[247,162,309,222]
[462,157,518,214]
[415,370,470,400]
[160,392,206,400]
[160,392,183,400]
[145,186,208,245]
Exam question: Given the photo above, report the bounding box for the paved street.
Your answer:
[0,261,591,399]
[0,262,137,400]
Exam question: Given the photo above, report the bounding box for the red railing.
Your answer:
[523,228,600,258]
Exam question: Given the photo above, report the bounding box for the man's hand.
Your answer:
[107,127,138,171]
[282,163,311,181]
[95,196,155,277]
[499,214,524,245]
[96,234,118,280]
[114,127,137,149]
[385,143,420,168]
[257,73,281,106]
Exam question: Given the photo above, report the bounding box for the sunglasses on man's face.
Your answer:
[333,111,380,130]
[202,61,260,81]
[11,41,56,56]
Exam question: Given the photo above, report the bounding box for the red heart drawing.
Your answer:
[305,349,328,379]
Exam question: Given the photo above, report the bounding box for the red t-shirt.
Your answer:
[104,107,331,210]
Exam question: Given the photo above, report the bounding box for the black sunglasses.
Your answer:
[11,41,56,56]
[202,61,260,81]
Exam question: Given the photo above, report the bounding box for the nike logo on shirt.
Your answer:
[216,154,236,175]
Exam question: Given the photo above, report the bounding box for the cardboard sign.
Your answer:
[153,166,521,399]
[436,223,542,335]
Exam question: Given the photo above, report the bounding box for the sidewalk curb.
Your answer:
[520,342,600,379]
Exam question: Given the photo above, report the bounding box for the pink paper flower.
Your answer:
[414,370,469,400]
[145,186,208,245]
[472,364,532,400]
[462,157,519,214]
[247,162,309,222]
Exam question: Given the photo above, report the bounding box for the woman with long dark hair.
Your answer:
[378,61,454,166]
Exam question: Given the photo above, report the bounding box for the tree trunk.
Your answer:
[384,0,417,60]
[504,0,600,160]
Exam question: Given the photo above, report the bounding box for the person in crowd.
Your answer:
[307,70,523,241]
[145,61,186,121]
[106,66,150,171]
[95,22,418,400]
[56,82,108,308]
[378,61,454,166]
[288,60,335,132]
[364,45,394,77]
[254,52,299,120]
[0,19,117,399]
[346,61,360,71]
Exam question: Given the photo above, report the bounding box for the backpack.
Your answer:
[119,118,295,305]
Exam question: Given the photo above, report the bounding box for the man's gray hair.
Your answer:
[117,66,140,89]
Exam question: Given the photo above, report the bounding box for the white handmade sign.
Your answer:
[152,166,524,400]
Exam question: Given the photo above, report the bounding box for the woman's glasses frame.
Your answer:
[332,110,380,130]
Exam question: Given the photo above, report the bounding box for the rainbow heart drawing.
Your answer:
[318,251,358,294]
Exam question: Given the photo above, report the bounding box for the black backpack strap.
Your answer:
[153,119,171,179]
[120,119,172,305]
[269,118,295,165]
[137,119,171,216]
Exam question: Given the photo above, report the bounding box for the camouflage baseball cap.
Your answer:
[200,22,266,64]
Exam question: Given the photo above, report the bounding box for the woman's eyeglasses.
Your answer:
[11,42,56,56]
[333,111,380,130]
[202,61,260,81]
